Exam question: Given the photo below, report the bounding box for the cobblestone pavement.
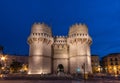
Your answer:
[73,80,120,83]
[0,79,120,83]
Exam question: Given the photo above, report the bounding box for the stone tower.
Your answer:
[27,23,53,74]
[52,36,69,73]
[67,23,92,74]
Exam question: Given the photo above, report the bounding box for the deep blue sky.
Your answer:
[0,0,120,57]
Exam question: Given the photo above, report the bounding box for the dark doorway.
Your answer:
[57,64,64,73]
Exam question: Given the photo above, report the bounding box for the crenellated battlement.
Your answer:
[53,44,68,49]
[68,37,92,45]
[53,36,67,45]
[69,23,88,36]
[31,22,52,35]
[28,37,53,45]
[30,32,52,38]
[28,22,92,48]
[28,22,53,45]
[70,23,87,29]
[32,22,50,29]
[54,35,67,38]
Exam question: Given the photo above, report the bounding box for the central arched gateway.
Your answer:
[57,64,64,73]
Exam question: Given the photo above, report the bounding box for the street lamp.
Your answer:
[0,54,7,74]
[98,65,102,73]
[113,66,118,77]
[1,55,7,66]
[1,56,6,61]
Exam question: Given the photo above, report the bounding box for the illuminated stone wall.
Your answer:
[53,36,68,73]
[102,53,120,75]
[28,23,92,74]
[28,23,53,74]
[91,55,100,73]
[67,24,92,74]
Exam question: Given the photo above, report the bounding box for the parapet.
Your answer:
[32,22,50,28]
[53,36,67,44]
[31,22,52,34]
[69,23,88,35]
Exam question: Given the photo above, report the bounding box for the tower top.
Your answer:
[31,22,52,34]
[32,22,50,28]
[69,23,88,35]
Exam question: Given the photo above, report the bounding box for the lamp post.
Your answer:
[98,65,101,73]
[83,63,85,80]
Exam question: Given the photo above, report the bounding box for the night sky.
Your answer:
[0,0,120,57]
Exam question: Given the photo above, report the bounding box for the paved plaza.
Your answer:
[0,79,120,83]
[0,74,120,83]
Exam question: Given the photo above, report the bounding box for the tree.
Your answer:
[10,60,22,73]
[0,45,3,50]
[0,63,2,69]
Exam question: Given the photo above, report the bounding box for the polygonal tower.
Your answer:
[67,23,92,74]
[27,23,53,74]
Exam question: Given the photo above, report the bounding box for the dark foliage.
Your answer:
[10,60,22,73]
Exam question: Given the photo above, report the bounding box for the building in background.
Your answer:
[91,55,101,73]
[102,53,120,75]
[6,55,28,65]
[27,22,92,74]
[0,54,28,74]
[0,45,28,65]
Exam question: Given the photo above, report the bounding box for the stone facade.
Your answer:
[27,23,92,74]
[91,55,100,73]
[102,53,120,75]
[0,54,28,66]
